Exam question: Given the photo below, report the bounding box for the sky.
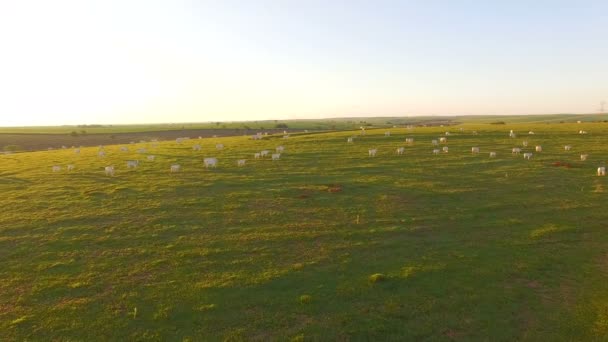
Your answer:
[0,0,607,126]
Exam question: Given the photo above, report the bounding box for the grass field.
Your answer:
[2,114,606,135]
[2,122,608,340]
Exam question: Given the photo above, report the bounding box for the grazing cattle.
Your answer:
[283,135,290,139]
[104,166,115,176]
[564,145,572,151]
[170,164,181,173]
[439,137,447,143]
[260,150,269,157]
[512,148,521,154]
[442,146,449,153]
[254,153,261,159]
[405,138,414,144]
[598,167,606,176]
[368,149,377,157]
[276,146,285,153]
[528,131,535,135]
[193,144,202,151]
[522,141,528,147]
[67,164,75,171]
[52,166,61,172]
[432,139,438,145]
[433,149,440,155]
[579,130,588,134]
[126,160,139,168]
[147,155,155,161]
[396,147,405,155]
[347,137,354,143]
[535,146,542,152]
[385,131,391,136]
[251,134,262,140]
[581,154,588,161]
[445,132,451,136]
[237,159,246,167]
[120,146,129,152]
[74,148,80,154]
[489,152,497,158]
[98,151,106,157]
[271,153,281,160]
[216,144,224,150]
[204,158,218,168]
[509,130,516,138]
[176,138,184,144]
[472,131,478,135]
[471,147,480,153]
[524,153,533,160]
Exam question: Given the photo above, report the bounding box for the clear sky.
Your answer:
[0,0,607,126]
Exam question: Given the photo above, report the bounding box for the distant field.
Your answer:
[2,122,608,340]
[0,113,606,135]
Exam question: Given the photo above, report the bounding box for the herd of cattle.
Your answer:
[39,127,607,177]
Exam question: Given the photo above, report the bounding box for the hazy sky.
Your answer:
[1,0,607,126]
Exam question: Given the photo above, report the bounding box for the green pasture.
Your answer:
[1,123,608,340]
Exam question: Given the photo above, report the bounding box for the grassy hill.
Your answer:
[1,122,608,340]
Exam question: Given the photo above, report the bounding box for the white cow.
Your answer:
[443,146,449,153]
[254,153,261,159]
[147,155,155,161]
[170,164,181,173]
[581,154,588,161]
[368,149,377,157]
[204,158,218,168]
[216,144,224,150]
[433,149,440,155]
[271,153,281,160]
[120,146,129,152]
[522,141,528,147]
[276,146,285,153]
[396,147,405,155]
[535,146,542,152]
[98,151,106,157]
[127,160,139,168]
[489,152,497,158]
[104,166,115,176]
[471,147,480,153]
[431,139,438,145]
[598,167,606,176]
[67,164,75,171]
[74,149,80,154]
[176,138,184,144]
[528,131,535,135]
[445,132,451,136]
[512,148,521,154]
[347,137,353,143]
[237,159,246,167]
[193,144,202,151]
[564,145,572,151]
[579,130,588,134]
[509,130,516,138]
[439,137,447,143]
[524,153,533,160]
[385,131,391,137]
[405,138,414,144]
[260,150,270,157]
[52,166,61,172]
[283,135,290,139]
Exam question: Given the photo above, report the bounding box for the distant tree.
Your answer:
[3,145,21,152]
[70,131,79,137]
[275,123,288,129]
[80,130,87,135]
[216,122,221,126]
